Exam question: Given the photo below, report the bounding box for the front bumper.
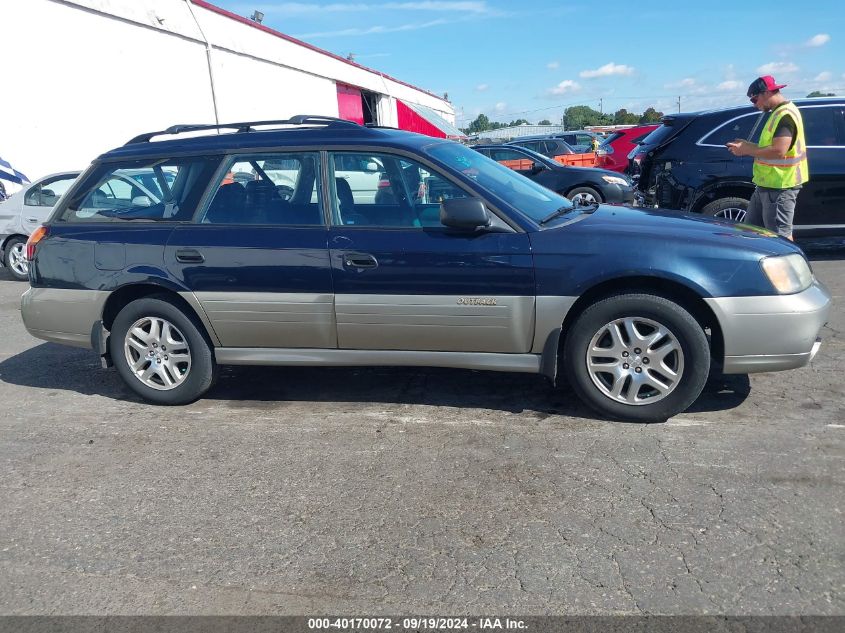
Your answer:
[603,184,636,205]
[705,280,832,374]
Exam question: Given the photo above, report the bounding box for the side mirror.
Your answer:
[440,197,490,231]
[530,163,546,174]
[364,161,380,173]
[132,196,152,207]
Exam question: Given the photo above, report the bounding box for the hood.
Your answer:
[530,204,804,297]
[577,204,796,251]
[552,164,627,180]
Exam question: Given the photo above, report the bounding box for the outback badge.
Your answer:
[457,297,497,306]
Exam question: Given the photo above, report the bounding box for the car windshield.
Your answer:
[427,142,572,223]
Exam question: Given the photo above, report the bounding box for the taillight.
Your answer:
[26,226,49,261]
[377,179,391,188]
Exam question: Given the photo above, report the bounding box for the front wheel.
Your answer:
[563,293,710,422]
[566,186,602,205]
[4,236,29,281]
[109,296,217,405]
[701,196,749,222]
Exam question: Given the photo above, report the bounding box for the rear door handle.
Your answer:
[342,252,378,269]
[26,217,38,223]
[175,248,205,264]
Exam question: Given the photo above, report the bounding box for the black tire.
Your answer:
[4,236,29,281]
[109,296,217,405]
[562,293,710,423]
[701,196,749,222]
[565,186,603,205]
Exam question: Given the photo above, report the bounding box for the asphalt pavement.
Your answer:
[0,245,843,615]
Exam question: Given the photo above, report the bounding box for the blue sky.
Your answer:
[217,1,844,126]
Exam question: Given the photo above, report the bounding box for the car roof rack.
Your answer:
[125,115,361,145]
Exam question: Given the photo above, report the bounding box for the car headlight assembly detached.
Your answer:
[601,175,630,186]
[760,254,813,294]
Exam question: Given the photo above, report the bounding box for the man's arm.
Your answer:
[727,114,796,159]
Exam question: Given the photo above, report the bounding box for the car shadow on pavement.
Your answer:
[799,238,845,261]
[1,342,750,421]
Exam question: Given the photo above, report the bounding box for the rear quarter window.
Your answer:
[59,156,219,223]
[699,112,763,146]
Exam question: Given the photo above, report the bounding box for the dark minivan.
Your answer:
[630,97,845,236]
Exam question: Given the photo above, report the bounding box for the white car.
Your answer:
[0,171,80,280]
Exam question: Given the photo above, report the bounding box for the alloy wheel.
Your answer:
[123,316,192,390]
[585,316,685,405]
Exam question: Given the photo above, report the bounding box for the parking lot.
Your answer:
[0,243,843,616]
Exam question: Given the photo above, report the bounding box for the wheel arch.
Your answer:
[564,183,604,202]
[101,282,219,346]
[554,275,724,373]
[690,179,754,213]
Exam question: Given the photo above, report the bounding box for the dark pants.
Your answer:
[746,186,801,239]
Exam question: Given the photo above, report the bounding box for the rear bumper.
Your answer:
[21,287,108,349]
[705,281,832,374]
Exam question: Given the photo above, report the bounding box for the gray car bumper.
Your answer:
[705,280,831,374]
[21,287,109,349]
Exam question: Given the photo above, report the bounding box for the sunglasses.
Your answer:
[749,92,767,104]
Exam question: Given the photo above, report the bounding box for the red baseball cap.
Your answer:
[747,75,787,97]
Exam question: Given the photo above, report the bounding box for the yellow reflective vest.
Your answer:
[753,102,809,189]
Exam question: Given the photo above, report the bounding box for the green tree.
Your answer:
[806,91,835,97]
[537,119,552,125]
[467,114,491,134]
[639,107,664,124]
[564,105,608,129]
[613,108,640,125]
[509,118,530,126]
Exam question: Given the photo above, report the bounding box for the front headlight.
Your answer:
[760,253,813,294]
[601,175,630,186]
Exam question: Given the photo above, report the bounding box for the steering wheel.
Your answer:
[276,185,294,201]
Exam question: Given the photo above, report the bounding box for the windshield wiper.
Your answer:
[539,206,575,225]
[539,202,599,225]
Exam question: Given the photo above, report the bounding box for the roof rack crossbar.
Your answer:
[125,114,361,145]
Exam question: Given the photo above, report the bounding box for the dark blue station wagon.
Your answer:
[21,116,831,422]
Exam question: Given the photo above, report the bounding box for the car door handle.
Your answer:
[26,217,38,223]
[342,252,378,269]
[175,248,205,264]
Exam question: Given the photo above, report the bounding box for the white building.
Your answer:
[1,0,459,181]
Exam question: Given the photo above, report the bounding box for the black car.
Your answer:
[506,137,577,158]
[473,144,634,205]
[630,97,845,237]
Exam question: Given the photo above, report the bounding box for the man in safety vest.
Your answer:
[726,75,808,241]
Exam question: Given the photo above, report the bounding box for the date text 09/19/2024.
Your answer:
[307,617,527,630]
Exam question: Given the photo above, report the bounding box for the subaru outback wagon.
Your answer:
[21,116,831,422]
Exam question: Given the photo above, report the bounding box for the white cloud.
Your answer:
[716,80,742,91]
[254,2,492,15]
[494,102,507,113]
[579,62,634,78]
[757,61,799,74]
[547,61,559,70]
[475,83,489,92]
[297,18,451,38]
[547,80,581,95]
[814,71,832,82]
[804,33,830,47]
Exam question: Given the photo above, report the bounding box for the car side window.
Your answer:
[60,157,219,223]
[801,106,842,147]
[329,152,469,228]
[200,153,323,225]
[24,175,77,207]
[489,148,538,171]
[700,113,762,146]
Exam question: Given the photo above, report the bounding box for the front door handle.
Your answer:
[175,248,205,264]
[342,252,378,269]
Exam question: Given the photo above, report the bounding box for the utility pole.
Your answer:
[599,98,603,114]
[677,96,681,113]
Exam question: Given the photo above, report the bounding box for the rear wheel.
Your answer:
[109,296,216,405]
[4,236,29,281]
[702,196,749,222]
[563,293,710,422]
[566,186,602,205]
